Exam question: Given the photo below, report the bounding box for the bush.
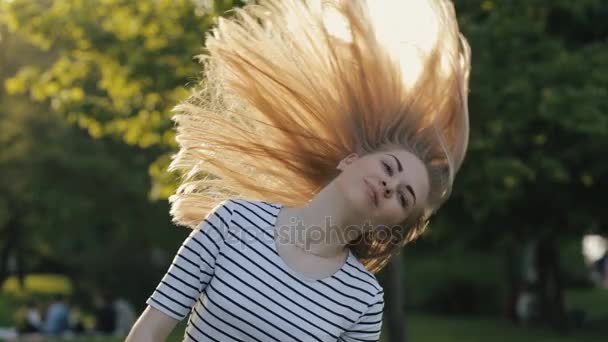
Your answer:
[1,274,72,296]
[402,246,506,316]
[422,277,502,315]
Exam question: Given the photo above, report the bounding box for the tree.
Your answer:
[1,0,248,306]
[0,24,184,306]
[433,0,608,329]
[2,0,245,200]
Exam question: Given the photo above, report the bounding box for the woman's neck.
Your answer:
[276,183,362,258]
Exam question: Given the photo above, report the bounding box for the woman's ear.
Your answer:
[336,152,359,171]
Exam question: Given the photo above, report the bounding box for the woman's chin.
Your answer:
[346,195,376,220]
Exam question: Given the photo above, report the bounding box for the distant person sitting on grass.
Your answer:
[19,300,43,334]
[93,291,116,335]
[43,294,70,336]
[68,307,86,335]
[113,297,136,337]
[515,282,538,325]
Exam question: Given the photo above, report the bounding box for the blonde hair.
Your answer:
[169,0,471,273]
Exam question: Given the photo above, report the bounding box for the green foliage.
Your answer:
[5,0,605,238]
[437,0,608,243]
[0,24,188,306]
[566,288,608,319]
[402,246,505,315]
[1,0,244,198]
[2,274,72,296]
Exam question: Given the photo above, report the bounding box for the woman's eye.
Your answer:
[382,161,393,176]
[400,193,409,208]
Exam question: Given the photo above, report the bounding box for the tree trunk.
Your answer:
[504,238,520,322]
[0,236,11,289]
[536,235,567,332]
[15,218,25,289]
[400,254,409,342]
[383,254,407,342]
[0,215,18,290]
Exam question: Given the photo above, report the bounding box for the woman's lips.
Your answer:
[364,179,379,208]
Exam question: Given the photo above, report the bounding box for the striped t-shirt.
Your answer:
[146,198,384,342]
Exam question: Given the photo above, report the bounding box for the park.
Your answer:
[0,0,606,341]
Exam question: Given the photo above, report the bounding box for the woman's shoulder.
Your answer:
[350,266,384,307]
[206,197,274,216]
[360,269,385,295]
[217,198,283,245]
[224,197,283,219]
[342,252,384,296]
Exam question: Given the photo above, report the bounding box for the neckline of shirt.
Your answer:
[265,201,354,283]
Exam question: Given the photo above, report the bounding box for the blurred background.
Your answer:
[0,0,606,341]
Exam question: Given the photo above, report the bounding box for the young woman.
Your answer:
[127,0,471,341]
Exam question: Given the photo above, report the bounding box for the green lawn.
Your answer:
[29,312,606,342]
[12,324,187,342]
[21,327,185,342]
[4,274,606,342]
[403,314,606,342]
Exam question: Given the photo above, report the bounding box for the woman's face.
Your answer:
[335,148,430,229]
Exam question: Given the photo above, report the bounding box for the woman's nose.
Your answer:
[381,180,394,197]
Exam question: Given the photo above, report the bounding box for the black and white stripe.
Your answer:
[147,198,384,341]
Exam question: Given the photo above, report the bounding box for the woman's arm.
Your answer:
[125,306,179,342]
[127,200,233,341]
[339,290,385,342]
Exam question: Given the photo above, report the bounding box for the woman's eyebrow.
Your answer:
[387,153,403,172]
[386,153,416,203]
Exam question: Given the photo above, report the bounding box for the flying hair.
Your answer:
[168,0,471,273]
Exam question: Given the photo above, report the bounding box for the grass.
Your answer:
[404,313,607,342]
[4,245,605,342]
[566,288,608,318]
[14,326,186,342]
[25,312,606,342]
[5,288,607,341]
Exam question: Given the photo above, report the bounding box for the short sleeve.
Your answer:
[339,289,384,342]
[146,200,233,320]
